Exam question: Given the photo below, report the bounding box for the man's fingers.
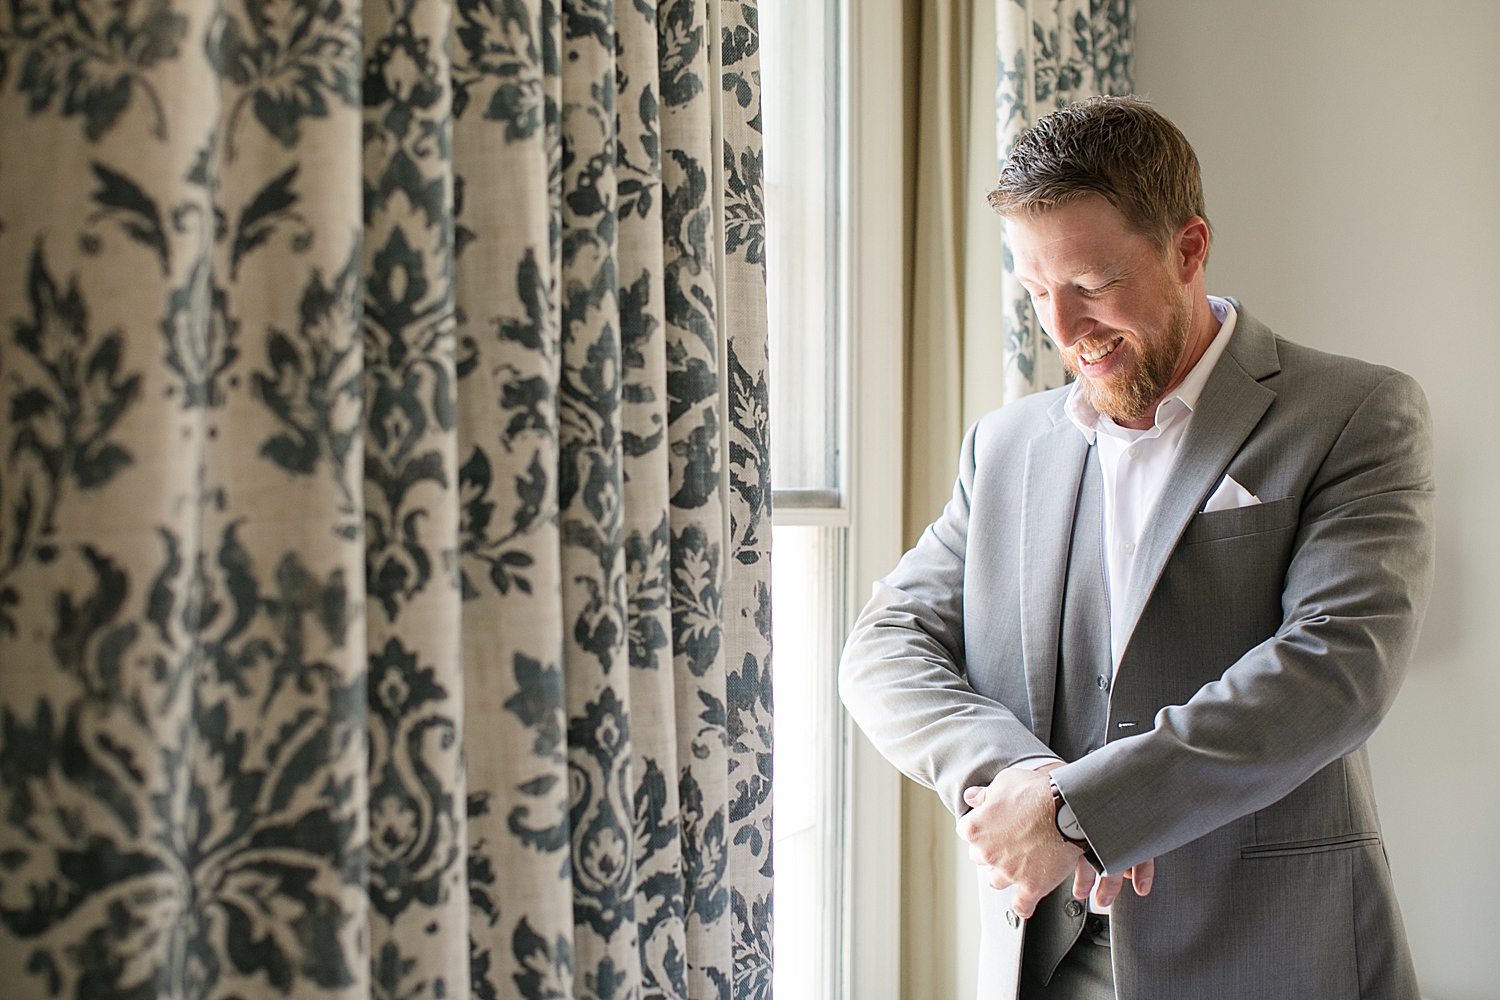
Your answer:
[1071,855,1096,901]
[1012,885,1045,919]
[1093,872,1125,908]
[1090,860,1157,907]
[983,866,1013,891]
[1130,859,1155,896]
[955,787,986,842]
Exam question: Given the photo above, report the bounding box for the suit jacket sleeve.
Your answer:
[1051,371,1436,873]
[839,421,1054,817]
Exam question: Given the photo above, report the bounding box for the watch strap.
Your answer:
[1051,778,1104,874]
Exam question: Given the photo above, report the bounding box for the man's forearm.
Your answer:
[840,614,1050,815]
[839,589,1056,814]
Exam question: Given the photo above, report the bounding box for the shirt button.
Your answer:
[1127,445,1140,458]
[1122,540,1135,554]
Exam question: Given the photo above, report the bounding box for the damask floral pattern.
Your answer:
[0,0,771,998]
[996,0,1133,401]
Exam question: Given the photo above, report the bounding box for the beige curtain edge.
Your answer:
[899,2,998,1000]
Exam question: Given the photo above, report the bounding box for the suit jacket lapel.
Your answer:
[1117,311,1281,663]
[1019,400,1090,745]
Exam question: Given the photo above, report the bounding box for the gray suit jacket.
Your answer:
[839,308,1435,1000]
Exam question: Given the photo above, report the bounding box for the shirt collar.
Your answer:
[1064,296,1239,445]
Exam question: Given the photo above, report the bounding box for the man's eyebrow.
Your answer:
[1015,261,1127,285]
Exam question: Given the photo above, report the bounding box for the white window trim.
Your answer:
[766,0,905,991]
[840,0,906,997]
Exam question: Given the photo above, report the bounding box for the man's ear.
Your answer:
[1174,216,1211,283]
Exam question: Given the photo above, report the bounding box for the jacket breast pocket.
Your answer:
[1179,495,1299,545]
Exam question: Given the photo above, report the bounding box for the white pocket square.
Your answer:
[1203,474,1261,512]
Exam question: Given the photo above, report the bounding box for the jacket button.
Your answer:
[1065,900,1084,918]
[1005,909,1019,928]
[1097,674,1109,691]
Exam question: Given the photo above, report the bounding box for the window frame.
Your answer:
[765,0,907,995]
[837,0,906,997]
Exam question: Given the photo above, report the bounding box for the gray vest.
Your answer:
[1024,446,1113,987]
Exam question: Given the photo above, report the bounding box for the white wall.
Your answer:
[1135,3,1500,998]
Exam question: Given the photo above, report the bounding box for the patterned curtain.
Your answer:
[995,0,1133,401]
[0,0,773,996]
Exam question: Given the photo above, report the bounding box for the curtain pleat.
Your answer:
[362,0,469,990]
[657,5,732,995]
[0,0,772,995]
[905,0,971,553]
[718,2,774,995]
[615,1,686,992]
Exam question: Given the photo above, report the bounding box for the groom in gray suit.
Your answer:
[840,96,1434,1000]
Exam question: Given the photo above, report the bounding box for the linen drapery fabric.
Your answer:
[902,6,979,994]
[905,0,1010,550]
[906,0,971,553]
[0,0,773,997]
[996,0,1134,402]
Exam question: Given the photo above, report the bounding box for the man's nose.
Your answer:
[1042,292,1093,348]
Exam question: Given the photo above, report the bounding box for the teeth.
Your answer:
[1080,337,1122,364]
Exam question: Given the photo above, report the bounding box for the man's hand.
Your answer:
[958,764,1155,918]
[956,765,1079,918]
[1072,855,1154,909]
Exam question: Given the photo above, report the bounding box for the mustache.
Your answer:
[1064,332,1124,356]
[1061,334,1126,370]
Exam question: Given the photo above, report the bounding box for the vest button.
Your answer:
[1097,674,1109,691]
[1065,900,1084,918]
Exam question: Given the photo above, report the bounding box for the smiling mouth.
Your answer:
[1078,336,1124,366]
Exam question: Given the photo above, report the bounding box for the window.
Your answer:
[768,524,845,996]
[764,0,907,996]
[762,0,845,997]
[763,0,840,507]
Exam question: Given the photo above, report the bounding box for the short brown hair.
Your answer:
[987,96,1209,250]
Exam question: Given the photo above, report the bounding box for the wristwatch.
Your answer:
[1050,778,1104,874]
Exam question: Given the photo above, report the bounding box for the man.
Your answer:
[839,96,1433,1000]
